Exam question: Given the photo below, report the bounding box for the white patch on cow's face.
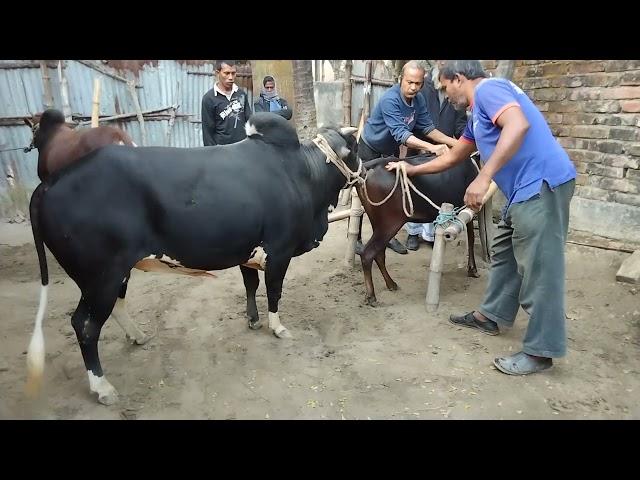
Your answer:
[87,371,118,405]
[339,146,351,159]
[245,121,262,137]
[242,246,267,271]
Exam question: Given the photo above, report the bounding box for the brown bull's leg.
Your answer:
[361,217,407,306]
[374,248,398,291]
[240,265,261,330]
[467,223,479,278]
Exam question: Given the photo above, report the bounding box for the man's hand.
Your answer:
[429,144,449,156]
[464,174,492,212]
[385,160,417,176]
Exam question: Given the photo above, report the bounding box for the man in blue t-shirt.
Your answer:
[359,60,459,254]
[386,60,577,376]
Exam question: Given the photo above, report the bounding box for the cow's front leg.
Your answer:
[240,265,261,330]
[264,256,293,339]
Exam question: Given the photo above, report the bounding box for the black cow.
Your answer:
[26,113,359,405]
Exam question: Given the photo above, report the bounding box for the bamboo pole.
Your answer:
[57,61,72,122]
[343,60,352,127]
[127,79,147,146]
[39,61,54,110]
[91,77,101,128]
[426,203,454,312]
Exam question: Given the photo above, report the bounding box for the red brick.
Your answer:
[568,61,606,74]
[621,100,640,113]
[602,86,640,99]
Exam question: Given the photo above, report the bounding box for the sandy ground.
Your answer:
[1,216,639,420]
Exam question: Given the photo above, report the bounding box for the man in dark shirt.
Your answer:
[201,60,252,146]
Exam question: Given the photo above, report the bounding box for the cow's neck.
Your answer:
[300,141,345,212]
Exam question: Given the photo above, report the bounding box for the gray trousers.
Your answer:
[478,180,575,358]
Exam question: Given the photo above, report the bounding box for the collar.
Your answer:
[214,82,239,99]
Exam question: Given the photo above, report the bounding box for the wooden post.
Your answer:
[344,188,364,268]
[442,181,499,241]
[91,77,101,128]
[57,61,72,122]
[127,79,147,146]
[343,60,352,127]
[39,61,54,110]
[362,60,372,120]
[426,203,454,312]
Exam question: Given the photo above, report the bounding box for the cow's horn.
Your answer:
[340,127,358,137]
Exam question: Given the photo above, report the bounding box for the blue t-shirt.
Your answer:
[461,78,576,208]
[362,84,435,156]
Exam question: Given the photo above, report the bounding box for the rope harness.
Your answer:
[312,134,363,188]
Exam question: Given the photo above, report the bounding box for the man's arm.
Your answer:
[404,134,449,156]
[201,94,217,146]
[463,106,529,210]
[425,128,458,148]
[386,139,477,176]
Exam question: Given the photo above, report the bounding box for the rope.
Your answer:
[312,134,363,188]
[434,205,467,231]
[361,161,441,217]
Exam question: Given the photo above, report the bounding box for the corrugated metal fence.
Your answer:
[0,60,253,217]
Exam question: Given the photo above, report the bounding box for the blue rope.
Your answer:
[434,206,467,231]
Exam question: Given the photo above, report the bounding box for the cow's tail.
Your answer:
[26,183,49,397]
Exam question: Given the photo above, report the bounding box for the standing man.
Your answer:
[201,60,252,146]
[386,60,576,375]
[254,75,293,120]
[406,60,469,250]
[358,60,458,255]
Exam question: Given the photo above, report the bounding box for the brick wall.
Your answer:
[481,60,640,243]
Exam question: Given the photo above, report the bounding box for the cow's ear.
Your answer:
[24,117,34,128]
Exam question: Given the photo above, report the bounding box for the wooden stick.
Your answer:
[39,61,54,110]
[58,61,72,122]
[76,105,179,125]
[345,188,364,268]
[127,79,146,146]
[343,60,352,127]
[91,77,101,128]
[442,181,499,241]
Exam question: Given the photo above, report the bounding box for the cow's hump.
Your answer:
[245,112,300,149]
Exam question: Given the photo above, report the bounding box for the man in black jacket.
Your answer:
[405,60,469,251]
[201,60,253,146]
[253,75,293,120]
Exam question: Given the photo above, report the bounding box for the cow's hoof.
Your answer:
[467,269,480,279]
[365,297,378,307]
[386,281,399,291]
[272,326,293,339]
[97,389,119,406]
[248,318,263,330]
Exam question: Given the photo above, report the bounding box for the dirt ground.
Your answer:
[1,215,639,420]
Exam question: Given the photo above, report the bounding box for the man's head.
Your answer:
[399,61,426,102]
[215,60,237,92]
[261,75,279,99]
[438,60,487,109]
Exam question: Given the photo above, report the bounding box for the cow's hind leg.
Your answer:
[264,256,293,339]
[373,248,398,291]
[110,273,152,345]
[361,219,406,306]
[466,223,479,278]
[240,265,261,330]
[72,278,123,405]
